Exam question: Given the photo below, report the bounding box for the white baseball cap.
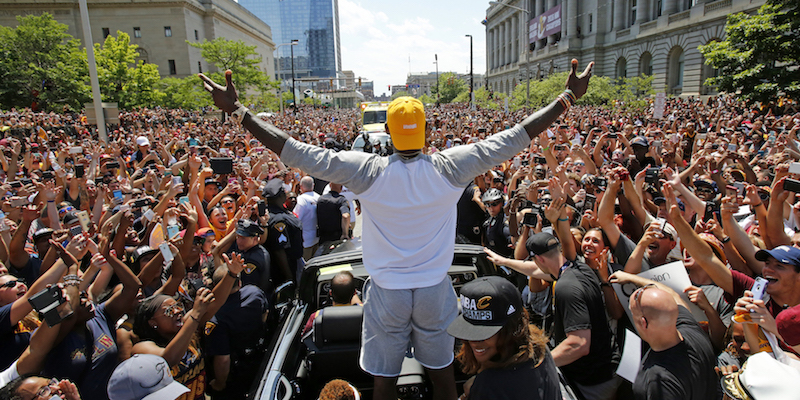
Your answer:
[107,354,189,400]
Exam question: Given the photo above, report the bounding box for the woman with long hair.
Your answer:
[447,276,560,400]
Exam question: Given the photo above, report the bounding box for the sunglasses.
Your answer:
[485,201,502,207]
[632,283,657,306]
[1,280,19,289]
[163,302,185,318]
[221,199,235,204]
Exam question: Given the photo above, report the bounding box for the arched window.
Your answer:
[668,46,685,95]
[639,52,653,76]
[616,57,628,79]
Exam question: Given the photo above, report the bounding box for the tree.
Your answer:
[94,31,163,108]
[189,38,266,92]
[160,76,212,110]
[418,93,434,105]
[432,72,468,103]
[0,13,89,111]
[391,90,411,100]
[699,0,799,103]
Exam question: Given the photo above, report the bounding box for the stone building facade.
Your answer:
[0,0,275,79]
[485,0,766,97]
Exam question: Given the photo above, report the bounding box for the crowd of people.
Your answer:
[0,58,798,400]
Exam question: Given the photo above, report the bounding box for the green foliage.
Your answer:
[391,90,411,100]
[94,32,163,108]
[432,72,468,103]
[0,13,90,111]
[159,76,212,110]
[699,0,800,102]
[418,93,434,105]
[189,38,264,92]
[508,72,654,113]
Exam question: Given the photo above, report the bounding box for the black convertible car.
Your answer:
[249,240,578,400]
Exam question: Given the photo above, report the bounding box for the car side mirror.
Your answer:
[274,281,296,310]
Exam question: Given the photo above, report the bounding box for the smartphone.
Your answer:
[106,161,120,170]
[28,286,72,327]
[698,133,707,140]
[583,194,597,212]
[257,200,267,217]
[75,164,85,179]
[41,171,54,180]
[789,163,800,175]
[69,225,82,238]
[132,199,150,208]
[113,190,123,204]
[159,242,174,264]
[69,146,82,154]
[728,144,737,152]
[784,178,800,193]
[608,133,618,139]
[167,224,180,240]
[522,211,538,227]
[595,177,608,189]
[750,277,769,302]
[9,181,22,188]
[645,168,660,184]
[733,182,746,197]
[21,178,32,186]
[210,157,234,175]
[76,210,90,232]
[178,196,190,207]
[10,197,29,208]
[142,209,155,221]
[534,156,547,165]
[172,176,182,186]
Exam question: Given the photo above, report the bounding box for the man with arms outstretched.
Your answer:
[199,59,593,400]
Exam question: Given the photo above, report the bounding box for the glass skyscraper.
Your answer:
[239,0,341,80]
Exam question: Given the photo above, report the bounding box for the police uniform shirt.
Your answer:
[265,204,304,261]
[228,242,271,294]
[316,191,350,243]
[483,211,513,258]
[204,285,268,357]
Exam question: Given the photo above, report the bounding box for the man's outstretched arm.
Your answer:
[199,71,291,155]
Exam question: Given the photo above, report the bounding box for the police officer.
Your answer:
[263,178,304,284]
[481,188,513,258]
[205,267,269,400]
[456,183,486,245]
[214,219,272,295]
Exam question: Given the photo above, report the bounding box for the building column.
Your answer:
[663,0,678,15]
[614,0,626,30]
[547,0,557,44]
[488,29,494,70]
[506,19,512,64]
[501,22,507,66]
[561,0,569,40]
[511,16,517,63]
[637,0,650,24]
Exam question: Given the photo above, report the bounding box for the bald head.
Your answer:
[300,176,314,192]
[630,287,680,347]
[329,183,343,193]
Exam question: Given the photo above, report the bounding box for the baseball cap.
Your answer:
[446,276,522,341]
[387,97,425,151]
[62,211,80,226]
[135,136,150,147]
[132,246,159,265]
[204,178,221,187]
[108,354,189,400]
[32,228,54,241]
[262,178,285,199]
[777,305,800,346]
[755,245,800,266]
[236,219,264,237]
[631,136,649,147]
[694,179,719,193]
[526,232,561,256]
[721,352,800,400]
[651,218,678,240]
[194,227,214,238]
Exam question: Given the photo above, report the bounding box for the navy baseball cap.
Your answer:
[755,245,800,267]
[447,276,522,341]
[526,232,560,257]
[236,219,264,237]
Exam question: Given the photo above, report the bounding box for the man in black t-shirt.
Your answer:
[610,272,721,400]
[316,183,351,245]
[527,233,620,400]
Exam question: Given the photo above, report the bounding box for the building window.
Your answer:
[589,14,593,32]
[168,60,176,75]
[656,0,663,17]
[194,30,199,41]
[164,26,172,37]
[133,27,141,38]
[616,57,628,79]
[102,27,110,38]
[198,61,202,73]
[668,47,685,94]
[640,52,653,75]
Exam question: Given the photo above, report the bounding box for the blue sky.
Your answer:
[338,0,489,97]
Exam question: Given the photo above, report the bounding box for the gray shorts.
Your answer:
[359,277,458,377]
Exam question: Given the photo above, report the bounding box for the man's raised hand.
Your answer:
[565,59,594,99]
[199,70,240,114]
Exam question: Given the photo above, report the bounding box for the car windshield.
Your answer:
[363,110,387,125]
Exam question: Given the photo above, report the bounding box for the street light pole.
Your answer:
[274,41,298,114]
[434,54,440,106]
[290,38,298,114]
[465,34,473,108]
[488,1,530,112]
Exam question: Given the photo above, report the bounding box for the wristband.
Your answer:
[189,314,200,322]
[47,200,55,203]
[543,146,550,152]
[227,270,240,279]
[721,236,731,244]
[558,217,569,222]
[231,105,249,124]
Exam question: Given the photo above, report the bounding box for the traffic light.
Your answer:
[358,78,362,87]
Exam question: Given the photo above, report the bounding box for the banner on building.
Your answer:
[529,5,562,43]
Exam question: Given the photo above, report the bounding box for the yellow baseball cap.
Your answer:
[387,97,425,151]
